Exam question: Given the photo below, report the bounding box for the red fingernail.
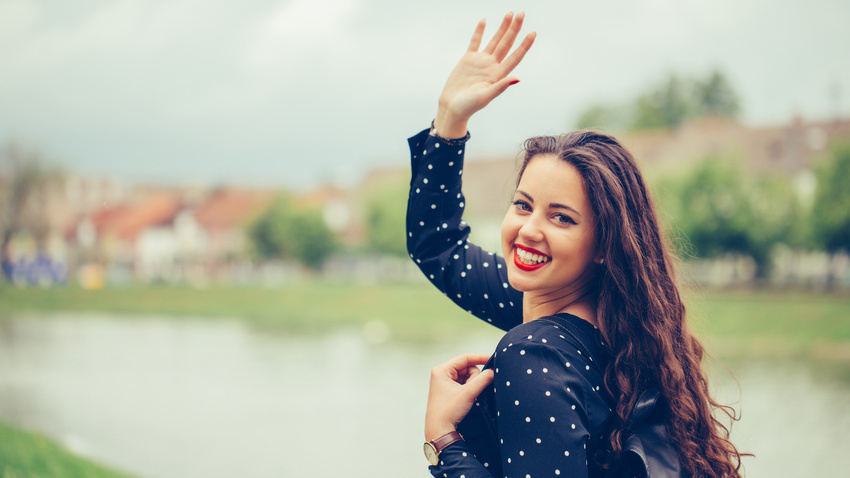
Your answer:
[510,79,520,85]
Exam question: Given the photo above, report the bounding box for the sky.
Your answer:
[1,0,848,190]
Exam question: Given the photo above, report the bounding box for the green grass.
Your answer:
[0,420,134,478]
[0,282,483,340]
[2,282,849,358]
[686,289,850,361]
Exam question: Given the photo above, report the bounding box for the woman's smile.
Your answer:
[513,244,551,270]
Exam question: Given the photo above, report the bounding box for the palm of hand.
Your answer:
[440,52,513,118]
[435,13,536,133]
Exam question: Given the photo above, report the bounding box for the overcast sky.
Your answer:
[1,0,848,190]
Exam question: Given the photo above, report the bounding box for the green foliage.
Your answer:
[0,143,57,262]
[747,174,807,252]
[633,75,694,130]
[364,182,409,257]
[812,143,850,252]
[576,105,616,130]
[288,210,337,267]
[695,70,740,117]
[575,70,740,131]
[0,419,134,477]
[663,160,751,256]
[247,195,336,268]
[657,158,803,277]
[247,196,290,259]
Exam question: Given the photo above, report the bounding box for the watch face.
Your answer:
[424,442,439,466]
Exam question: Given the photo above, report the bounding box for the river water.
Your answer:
[0,314,847,477]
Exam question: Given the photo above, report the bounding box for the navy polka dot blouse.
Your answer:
[407,127,616,478]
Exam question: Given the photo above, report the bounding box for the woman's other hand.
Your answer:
[425,353,494,442]
[433,12,536,139]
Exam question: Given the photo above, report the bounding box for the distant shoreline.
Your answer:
[2,283,848,360]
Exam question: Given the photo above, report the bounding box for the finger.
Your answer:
[493,12,524,62]
[482,76,521,104]
[460,364,481,383]
[443,354,490,376]
[500,31,536,75]
[467,19,486,52]
[464,369,495,397]
[482,12,513,54]
[433,353,489,382]
[450,353,491,368]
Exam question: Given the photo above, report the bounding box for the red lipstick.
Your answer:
[513,244,551,271]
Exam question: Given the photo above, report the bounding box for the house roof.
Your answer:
[618,116,850,176]
[90,192,182,240]
[193,189,276,230]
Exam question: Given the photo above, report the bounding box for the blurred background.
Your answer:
[1,0,849,477]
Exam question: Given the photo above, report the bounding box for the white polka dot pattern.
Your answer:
[409,126,613,478]
[406,126,523,333]
[437,316,612,478]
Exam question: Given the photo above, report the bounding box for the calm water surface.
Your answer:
[0,314,847,477]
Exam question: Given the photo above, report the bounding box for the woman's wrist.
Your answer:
[433,106,469,140]
[429,120,470,146]
[425,424,457,443]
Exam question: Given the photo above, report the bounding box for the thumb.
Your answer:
[464,368,494,398]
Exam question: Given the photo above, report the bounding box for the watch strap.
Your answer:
[430,431,463,454]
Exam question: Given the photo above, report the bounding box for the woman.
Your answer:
[407,12,743,478]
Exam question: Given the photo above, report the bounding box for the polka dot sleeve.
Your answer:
[406,126,523,331]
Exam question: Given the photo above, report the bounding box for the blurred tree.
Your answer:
[745,174,805,276]
[576,105,616,130]
[577,70,741,131]
[247,195,336,269]
[364,182,409,257]
[248,196,291,259]
[811,143,850,252]
[0,143,54,279]
[286,210,337,268]
[659,158,802,279]
[695,70,740,117]
[670,159,751,255]
[574,104,633,132]
[632,75,693,130]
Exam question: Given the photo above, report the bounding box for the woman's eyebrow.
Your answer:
[550,202,582,218]
[517,190,582,218]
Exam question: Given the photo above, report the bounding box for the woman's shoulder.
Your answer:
[496,315,610,374]
[501,315,603,351]
[493,316,612,405]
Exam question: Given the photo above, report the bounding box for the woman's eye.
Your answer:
[555,214,576,225]
[512,200,531,212]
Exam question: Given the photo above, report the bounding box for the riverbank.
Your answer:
[1,284,849,478]
[0,419,134,478]
[2,282,848,359]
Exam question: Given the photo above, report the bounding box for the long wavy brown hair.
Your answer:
[518,131,743,477]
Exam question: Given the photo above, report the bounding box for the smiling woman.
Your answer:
[501,153,600,322]
[406,12,744,478]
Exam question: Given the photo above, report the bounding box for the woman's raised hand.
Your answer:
[433,12,536,139]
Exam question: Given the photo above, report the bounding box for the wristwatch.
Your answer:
[423,431,463,466]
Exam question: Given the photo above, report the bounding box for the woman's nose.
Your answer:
[518,214,544,242]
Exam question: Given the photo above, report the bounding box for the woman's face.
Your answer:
[501,154,599,295]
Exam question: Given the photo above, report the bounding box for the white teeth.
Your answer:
[517,248,550,265]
